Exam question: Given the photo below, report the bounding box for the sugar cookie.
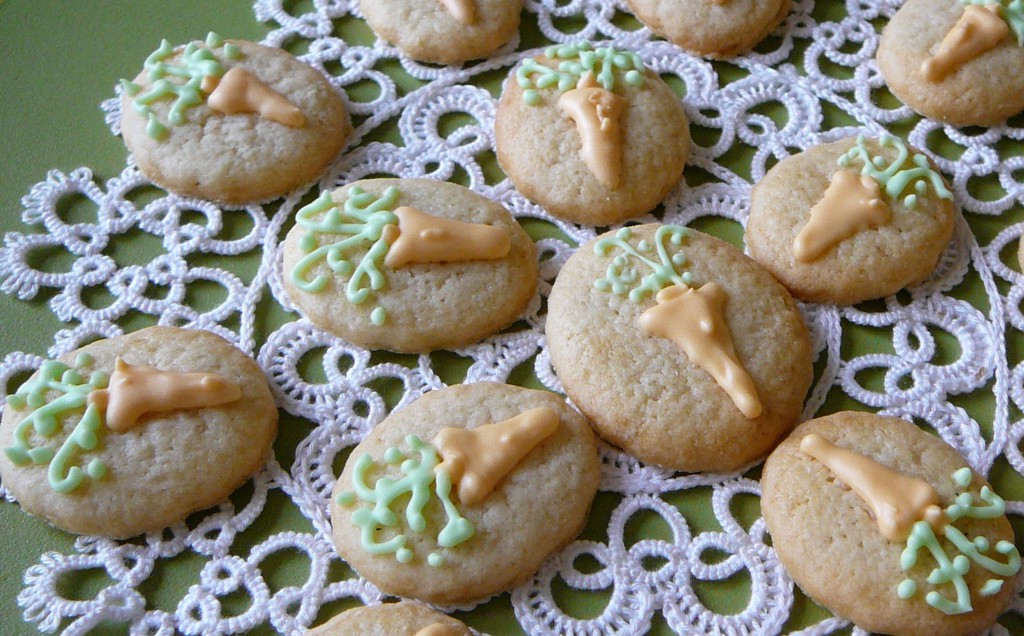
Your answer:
[281,178,537,352]
[762,412,1020,635]
[877,0,1024,126]
[746,136,956,305]
[546,224,812,472]
[495,42,690,225]
[0,326,278,538]
[306,601,470,636]
[330,382,600,604]
[120,33,350,204]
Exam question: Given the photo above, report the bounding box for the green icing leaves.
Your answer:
[837,135,953,209]
[898,469,1021,614]
[4,353,109,493]
[334,435,475,566]
[517,41,645,105]
[122,32,241,140]
[962,0,1024,45]
[594,225,693,303]
[290,187,401,324]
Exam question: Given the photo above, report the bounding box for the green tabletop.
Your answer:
[1,1,1023,635]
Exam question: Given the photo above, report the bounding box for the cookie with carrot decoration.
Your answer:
[119,33,349,204]
[281,178,537,352]
[329,383,600,605]
[746,135,955,305]
[625,0,793,58]
[878,0,1024,125]
[359,0,524,64]
[0,326,277,538]
[546,223,812,472]
[762,412,1019,635]
[495,42,690,225]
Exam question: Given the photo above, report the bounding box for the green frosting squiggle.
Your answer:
[837,135,953,209]
[4,353,109,493]
[517,41,646,106]
[593,225,693,303]
[121,32,242,140]
[334,435,475,566]
[962,0,1024,46]
[289,187,401,325]
[898,469,1021,614]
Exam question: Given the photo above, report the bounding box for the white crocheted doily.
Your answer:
[1,0,1023,634]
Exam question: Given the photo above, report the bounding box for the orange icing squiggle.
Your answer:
[638,283,762,419]
[88,357,242,433]
[799,433,944,541]
[433,407,560,506]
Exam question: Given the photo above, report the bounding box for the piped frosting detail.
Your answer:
[206,67,305,127]
[638,284,762,418]
[923,4,1010,81]
[334,435,475,566]
[433,407,560,506]
[89,357,241,433]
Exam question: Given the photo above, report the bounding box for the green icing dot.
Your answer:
[837,135,952,210]
[897,579,917,599]
[593,225,692,303]
[290,188,400,323]
[980,579,1004,596]
[371,307,386,326]
[428,552,444,567]
[86,458,107,480]
[344,436,474,564]
[952,467,972,487]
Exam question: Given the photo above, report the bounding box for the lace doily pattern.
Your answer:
[1,0,1022,633]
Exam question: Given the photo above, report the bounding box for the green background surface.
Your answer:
[1,1,1022,634]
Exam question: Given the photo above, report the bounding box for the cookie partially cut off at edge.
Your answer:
[282,178,538,353]
[625,0,792,58]
[330,382,600,605]
[546,224,813,472]
[877,0,1024,126]
[746,137,955,305]
[359,0,524,64]
[0,326,278,538]
[306,601,471,636]
[121,38,350,204]
[762,412,1016,636]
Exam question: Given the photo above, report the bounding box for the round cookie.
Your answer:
[0,326,278,538]
[359,0,524,64]
[546,224,812,473]
[495,42,690,225]
[625,0,792,58]
[282,178,538,353]
[330,382,600,605]
[307,602,471,636]
[762,412,1019,635]
[877,0,1024,126]
[120,33,350,204]
[746,136,956,305]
